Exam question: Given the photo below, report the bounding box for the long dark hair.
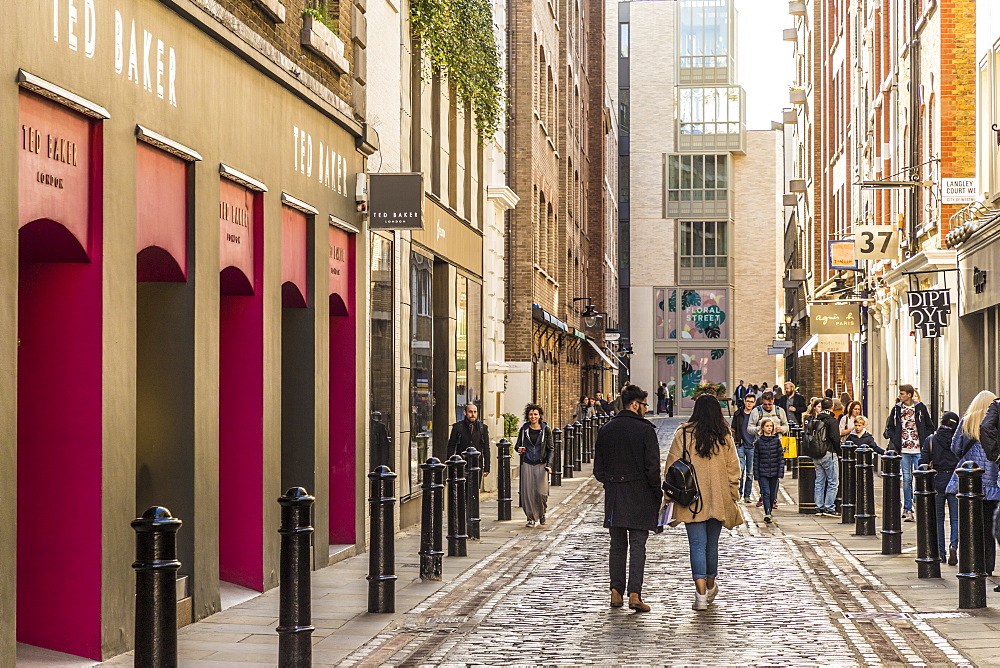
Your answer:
[688,394,730,457]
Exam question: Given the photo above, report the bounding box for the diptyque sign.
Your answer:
[369,173,424,230]
[811,304,859,334]
[908,289,951,338]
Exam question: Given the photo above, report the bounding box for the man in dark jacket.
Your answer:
[593,384,660,613]
[776,382,808,426]
[730,394,757,502]
[920,412,960,565]
[979,398,1000,463]
[812,399,842,516]
[883,384,935,521]
[447,404,491,475]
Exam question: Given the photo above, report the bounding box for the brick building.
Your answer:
[782,0,975,426]
[505,0,618,424]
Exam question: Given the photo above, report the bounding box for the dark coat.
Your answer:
[730,409,754,447]
[816,410,841,455]
[370,418,392,469]
[752,434,785,479]
[883,401,935,450]
[919,428,959,492]
[593,410,661,531]
[776,392,808,424]
[979,399,1000,463]
[447,419,492,472]
[846,430,883,455]
[514,422,553,466]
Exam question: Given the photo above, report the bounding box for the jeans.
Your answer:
[901,452,920,512]
[609,527,649,594]
[813,452,839,513]
[736,445,755,498]
[685,519,723,580]
[657,397,667,413]
[759,476,779,515]
[935,491,958,559]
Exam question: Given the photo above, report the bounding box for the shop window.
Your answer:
[369,235,394,472]
[679,221,729,284]
[409,251,434,495]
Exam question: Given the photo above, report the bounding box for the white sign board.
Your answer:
[767,348,786,355]
[942,178,977,205]
[815,334,850,353]
[854,225,899,261]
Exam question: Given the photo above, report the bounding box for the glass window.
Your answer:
[668,155,728,203]
[619,89,630,136]
[680,221,729,271]
[369,234,395,471]
[619,23,629,58]
[680,0,730,68]
[619,155,630,204]
[409,251,434,495]
[455,276,482,425]
[679,87,743,135]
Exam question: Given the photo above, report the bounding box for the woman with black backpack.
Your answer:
[919,412,960,566]
[664,394,743,611]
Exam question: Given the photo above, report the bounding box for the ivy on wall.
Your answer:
[410,0,504,137]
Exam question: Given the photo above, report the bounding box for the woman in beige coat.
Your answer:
[665,394,743,611]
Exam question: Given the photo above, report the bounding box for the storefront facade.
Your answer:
[1,0,368,661]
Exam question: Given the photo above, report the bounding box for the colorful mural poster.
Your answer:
[672,288,728,339]
[655,288,666,340]
[680,348,728,408]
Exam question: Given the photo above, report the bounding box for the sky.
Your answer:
[736,0,796,130]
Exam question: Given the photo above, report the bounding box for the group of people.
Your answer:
[576,392,621,422]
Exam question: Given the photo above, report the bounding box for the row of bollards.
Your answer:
[130,424,605,665]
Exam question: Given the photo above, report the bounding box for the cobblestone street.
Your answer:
[340,419,974,667]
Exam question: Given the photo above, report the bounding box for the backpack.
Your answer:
[801,417,830,459]
[662,428,703,514]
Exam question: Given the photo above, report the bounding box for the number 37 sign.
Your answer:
[853,225,899,261]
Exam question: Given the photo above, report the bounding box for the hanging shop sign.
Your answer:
[815,334,850,353]
[828,239,857,270]
[941,178,977,205]
[853,225,899,261]
[908,289,951,338]
[811,304,859,334]
[368,173,424,230]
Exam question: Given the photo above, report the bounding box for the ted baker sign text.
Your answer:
[51,0,179,107]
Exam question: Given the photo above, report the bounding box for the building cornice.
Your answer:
[487,185,520,210]
[883,249,957,288]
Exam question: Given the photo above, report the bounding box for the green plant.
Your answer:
[692,382,727,399]
[410,0,504,137]
[502,413,519,439]
[303,6,338,34]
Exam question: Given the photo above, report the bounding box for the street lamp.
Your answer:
[572,297,602,328]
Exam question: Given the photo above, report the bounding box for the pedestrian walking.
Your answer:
[776,381,808,426]
[839,401,864,440]
[753,418,785,523]
[810,398,841,517]
[748,391,789,436]
[604,392,616,415]
[844,415,883,454]
[976,394,1000,462]
[825,388,844,416]
[919,412,960,566]
[576,395,595,422]
[730,393,757,503]
[945,391,1000,580]
[883,384,936,522]
[657,382,668,414]
[514,404,553,527]
[447,403,492,478]
[733,380,749,404]
[593,385,660,612]
[665,394,742,611]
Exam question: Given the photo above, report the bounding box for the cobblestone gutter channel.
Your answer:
[342,419,974,667]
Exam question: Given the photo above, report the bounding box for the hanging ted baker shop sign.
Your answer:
[907,289,951,338]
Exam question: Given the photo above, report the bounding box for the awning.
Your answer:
[797,333,819,357]
[585,338,617,368]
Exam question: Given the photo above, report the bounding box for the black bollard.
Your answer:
[563,424,575,480]
[914,464,941,579]
[277,488,316,666]
[464,446,482,540]
[573,420,584,471]
[419,458,446,581]
[880,449,902,555]
[367,466,397,613]
[855,445,877,536]
[840,442,857,524]
[497,439,512,521]
[446,455,469,557]
[132,506,182,668]
[551,428,563,486]
[956,461,987,609]
[797,456,816,514]
[581,417,590,464]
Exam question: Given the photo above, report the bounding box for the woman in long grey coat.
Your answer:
[514,404,553,527]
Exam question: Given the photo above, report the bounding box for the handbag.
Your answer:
[662,427,703,515]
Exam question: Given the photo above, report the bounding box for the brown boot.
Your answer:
[610,589,623,608]
[628,593,650,612]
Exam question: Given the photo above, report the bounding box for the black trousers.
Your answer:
[609,527,649,595]
[984,499,998,575]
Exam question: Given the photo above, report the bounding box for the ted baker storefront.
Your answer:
[1,0,368,661]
